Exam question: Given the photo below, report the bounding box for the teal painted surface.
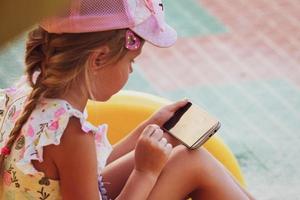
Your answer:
[161,79,300,196]
[124,66,157,94]
[164,0,227,37]
[0,35,25,87]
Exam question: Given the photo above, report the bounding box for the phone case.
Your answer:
[162,101,221,149]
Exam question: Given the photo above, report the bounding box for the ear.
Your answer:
[88,45,110,70]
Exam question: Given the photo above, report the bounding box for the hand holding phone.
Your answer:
[162,101,221,149]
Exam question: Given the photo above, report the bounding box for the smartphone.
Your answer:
[162,101,221,149]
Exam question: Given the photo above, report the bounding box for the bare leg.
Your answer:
[101,151,135,199]
[102,145,250,200]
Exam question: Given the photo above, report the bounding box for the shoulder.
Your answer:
[12,97,100,175]
[50,116,96,156]
[47,117,100,199]
[30,98,98,161]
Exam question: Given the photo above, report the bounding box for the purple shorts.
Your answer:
[98,175,111,200]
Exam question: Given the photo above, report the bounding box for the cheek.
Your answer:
[119,62,131,77]
[110,64,130,89]
[95,63,131,94]
[119,66,130,84]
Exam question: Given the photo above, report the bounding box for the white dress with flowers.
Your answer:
[0,79,112,200]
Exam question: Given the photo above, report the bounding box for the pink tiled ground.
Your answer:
[134,1,300,199]
[137,0,300,92]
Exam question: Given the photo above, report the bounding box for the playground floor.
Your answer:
[1,0,300,199]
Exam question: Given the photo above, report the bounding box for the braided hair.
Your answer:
[0,26,130,186]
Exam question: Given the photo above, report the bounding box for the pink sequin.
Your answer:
[3,171,12,186]
[55,107,66,118]
[27,125,34,137]
[49,121,59,131]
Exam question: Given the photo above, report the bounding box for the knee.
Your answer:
[172,145,211,160]
[166,146,225,185]
[167,145,219,175]
[165,146,204,168]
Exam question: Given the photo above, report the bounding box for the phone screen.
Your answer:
[162,101,220,149]
[163,102,192,131]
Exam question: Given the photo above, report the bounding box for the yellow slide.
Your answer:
[86,90,246,187]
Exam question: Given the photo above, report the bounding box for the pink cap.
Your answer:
[40,0,177,48]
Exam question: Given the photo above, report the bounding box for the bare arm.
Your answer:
[115,125,173,200]
[51,119,171,200]
[107,118,179,165]
[50,117,100,200]
[107,99,189,164]
[106,119,153,164]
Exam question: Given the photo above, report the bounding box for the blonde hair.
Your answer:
[0,26,132,185]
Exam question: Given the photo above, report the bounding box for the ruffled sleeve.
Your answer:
[80,112,113,173]
[15,100,71,174]
[15,98,113,176]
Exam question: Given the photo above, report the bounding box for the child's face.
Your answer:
[90,46,143,101]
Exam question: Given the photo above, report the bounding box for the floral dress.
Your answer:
[0,80,113,200]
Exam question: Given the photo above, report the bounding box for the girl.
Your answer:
[0,0,254,199]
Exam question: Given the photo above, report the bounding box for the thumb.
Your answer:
[168,98,189,112]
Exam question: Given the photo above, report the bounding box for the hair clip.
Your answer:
[125,30,141,51]
[1,146,11,156]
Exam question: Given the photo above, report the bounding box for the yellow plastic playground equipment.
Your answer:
[86,90,246,187]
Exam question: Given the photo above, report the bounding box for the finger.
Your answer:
[142,124,160,137]
[165,143,173,154]
[159,137,168,146]
[168,99,189,112]
[150,128,164,141]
